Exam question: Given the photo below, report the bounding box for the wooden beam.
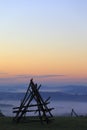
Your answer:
[13,108,54,113]
[13,102,50,110]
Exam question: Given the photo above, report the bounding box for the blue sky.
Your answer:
[0,0,87,87]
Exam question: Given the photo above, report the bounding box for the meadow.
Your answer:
[0,116,87,130]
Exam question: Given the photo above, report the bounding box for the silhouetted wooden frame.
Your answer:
[13,79,54,124]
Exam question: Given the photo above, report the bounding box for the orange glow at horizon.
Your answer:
[0,49,87,79]
[0,1,87,82]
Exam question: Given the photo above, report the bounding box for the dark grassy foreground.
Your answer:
[0,116,87,130]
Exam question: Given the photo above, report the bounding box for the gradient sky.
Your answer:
[0,0,87,85]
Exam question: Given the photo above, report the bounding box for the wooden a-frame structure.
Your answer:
[13,79,54,123]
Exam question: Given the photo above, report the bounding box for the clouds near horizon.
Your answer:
[0,0,87,80]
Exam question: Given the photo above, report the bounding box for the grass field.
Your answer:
[0,116,87,130]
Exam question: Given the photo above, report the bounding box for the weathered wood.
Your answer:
[71,108,78,117]
[45,97,51,103]
[30,80,50,123]
[13,108,54,113]
[13,102,50,110]
[31,81,53,117]
[13,84,41,122]
[13,79,54,124]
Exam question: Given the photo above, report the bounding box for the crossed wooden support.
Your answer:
[13,79,54,124]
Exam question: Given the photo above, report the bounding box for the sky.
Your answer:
[0,0,87,86]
